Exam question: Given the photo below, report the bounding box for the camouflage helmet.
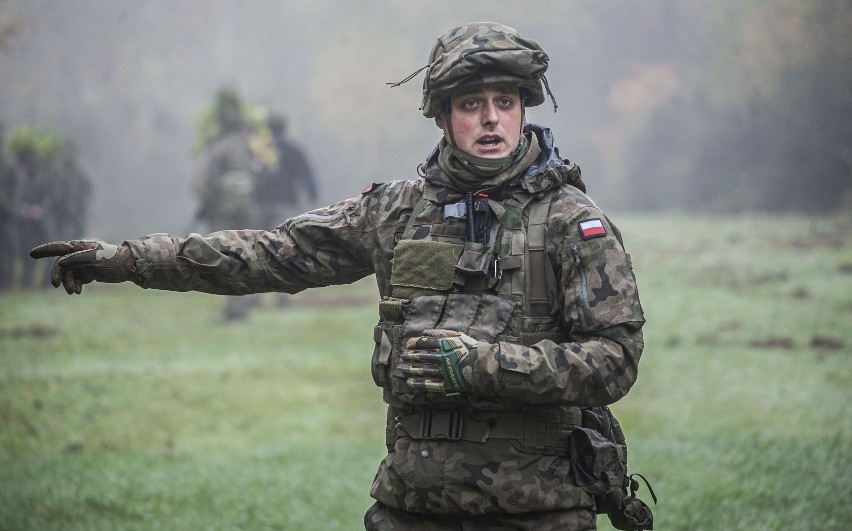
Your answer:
[418,22,553,118]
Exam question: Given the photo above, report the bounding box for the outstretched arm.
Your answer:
[29,192,383,296]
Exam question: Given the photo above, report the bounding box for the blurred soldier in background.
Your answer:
[193,87,260,232]
[31,23,653,530]
[254,111,318,229]
[5,124,90,289]
[52,139,91,241]
[193,87,262,320]
[251,111,318,307]
[193,88,322,319]
[192,88,319,317]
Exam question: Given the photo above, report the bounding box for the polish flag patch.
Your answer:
[579,218,607,239]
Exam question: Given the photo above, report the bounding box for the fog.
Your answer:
[2,0,850,242]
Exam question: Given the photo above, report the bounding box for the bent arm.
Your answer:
[467,211,645,406]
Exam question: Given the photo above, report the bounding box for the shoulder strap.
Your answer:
[526,190,556,317]
[400,189,431,240]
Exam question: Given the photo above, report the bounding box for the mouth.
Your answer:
[477,135,503,149]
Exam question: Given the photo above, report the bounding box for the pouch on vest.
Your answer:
[455,240,500,291]
[371,298,407,388]
[374,292,517,407]
[390,239,462,299]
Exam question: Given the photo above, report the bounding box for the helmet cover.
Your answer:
[421,22,550,117]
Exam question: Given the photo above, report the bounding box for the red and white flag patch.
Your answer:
[579,218,607,239]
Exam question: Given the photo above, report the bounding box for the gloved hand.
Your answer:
[29,240,137,295]
[394,329,477,394]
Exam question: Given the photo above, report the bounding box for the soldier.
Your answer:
[30,23,653,530]
[50,139,92,242]
[9,125,61,288]
[253,111,318,229]
[192,87,265,320]
[193,87,260,232]
[250,110,319,307]
[3,125,92,290]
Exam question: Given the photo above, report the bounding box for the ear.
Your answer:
[434,114,446,130]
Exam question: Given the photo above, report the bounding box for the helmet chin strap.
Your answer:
[442,100,527,176]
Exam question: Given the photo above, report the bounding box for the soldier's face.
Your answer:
[435,86,523,160]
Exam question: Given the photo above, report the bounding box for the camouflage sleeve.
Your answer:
[467,207,645,407]
[124,194,383,295]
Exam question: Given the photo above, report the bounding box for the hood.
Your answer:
[519,123,586,194]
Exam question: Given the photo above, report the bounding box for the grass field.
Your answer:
[1,214,850,530]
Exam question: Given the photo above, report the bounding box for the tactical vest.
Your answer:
[371,184,565,411]
[370,174,595,447]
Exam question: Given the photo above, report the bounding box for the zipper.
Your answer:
[289,212,336,222]
[571,244,590,312]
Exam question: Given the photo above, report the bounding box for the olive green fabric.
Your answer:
[390,239,462,298]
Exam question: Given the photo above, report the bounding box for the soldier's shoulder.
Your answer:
[355,179,423,225]
[548,182,599,218]
[361,179,422,201]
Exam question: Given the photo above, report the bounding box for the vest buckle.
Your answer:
[420,410,463,440]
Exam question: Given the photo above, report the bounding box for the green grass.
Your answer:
[1,214,851,530]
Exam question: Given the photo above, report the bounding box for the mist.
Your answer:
[2,0,850,242]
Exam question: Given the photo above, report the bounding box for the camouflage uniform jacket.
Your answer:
[125,123,645,516]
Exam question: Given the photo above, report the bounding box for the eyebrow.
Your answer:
[455,87,518,99]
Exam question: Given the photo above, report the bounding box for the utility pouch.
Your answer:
[456,241,494,277]
[371,298,407,388]
[570,423,625,497]
[573,407,656,530]
[391,239,462,299]
[608,482,656,531]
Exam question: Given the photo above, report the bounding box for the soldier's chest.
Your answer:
[391,195,533,300]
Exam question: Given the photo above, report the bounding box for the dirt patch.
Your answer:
[749,337,795,349]
[750,271,789,284]
[809,335,844,351]
[0,324,59,340]
[790,287,809,299]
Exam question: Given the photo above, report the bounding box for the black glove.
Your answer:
[30,240,137,294]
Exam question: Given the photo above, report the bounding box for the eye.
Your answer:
[461,99,479,110]
[497,96,515,108]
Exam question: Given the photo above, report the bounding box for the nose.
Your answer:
[481,101,499,125]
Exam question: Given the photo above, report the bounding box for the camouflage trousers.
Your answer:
[364,501,596,530]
